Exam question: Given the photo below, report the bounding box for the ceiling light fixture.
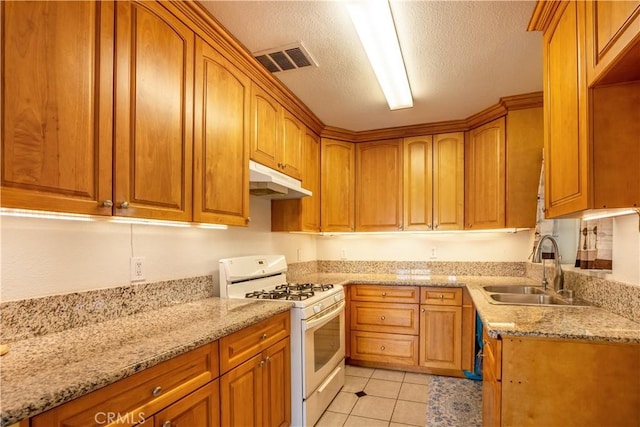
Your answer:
[347,0,413,110]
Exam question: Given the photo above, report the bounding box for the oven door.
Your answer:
[303,299,346,398]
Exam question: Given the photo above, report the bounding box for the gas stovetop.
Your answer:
[245,283,335,301]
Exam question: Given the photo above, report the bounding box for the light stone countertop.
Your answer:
[292,273,640,344]
[0,298,293,427]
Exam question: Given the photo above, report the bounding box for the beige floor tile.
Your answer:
[397,382,428,403]
[371,368,406,382]
[343,375,369,392]
[389,423,417,427]
[327,391,359,414]
[344,415,390,427]
[402,372,431,385]
[351,395,397,421]
[364,378,402,399]
[391,400,427,426]
[345,365,375,378]
[315,411,348,427]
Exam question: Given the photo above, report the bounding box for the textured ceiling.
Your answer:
[200,0,542,132]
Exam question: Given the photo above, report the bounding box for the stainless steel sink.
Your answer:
[489,293,570,306]
[482,285,545,295]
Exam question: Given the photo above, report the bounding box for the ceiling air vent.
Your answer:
[253,42,318,73]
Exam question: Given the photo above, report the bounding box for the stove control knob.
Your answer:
[313,304,323,313]
[333,294,341,302]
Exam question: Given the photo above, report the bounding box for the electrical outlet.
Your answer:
[297,248,302,262]
[430,247,437,259]
[131,257,145,282]
[340,248,347,260]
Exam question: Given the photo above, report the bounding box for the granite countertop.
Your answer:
[0,298,293,426]
[292,273,640,344]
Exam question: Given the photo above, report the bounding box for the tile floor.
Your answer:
[315,365,431,427]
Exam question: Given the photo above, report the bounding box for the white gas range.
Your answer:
[219,255,346,427]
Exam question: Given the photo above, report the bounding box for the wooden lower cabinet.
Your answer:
[348,284,471,376]
[482,331,640,427]
[219,312,291,427]
[152,380,220,427]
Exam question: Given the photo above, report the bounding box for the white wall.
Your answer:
[2,198,638,302]
[316,229,535,261]
[0,197,316,301]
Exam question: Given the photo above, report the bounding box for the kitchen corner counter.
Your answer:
[0,298,293,426]
[292,273,640,344]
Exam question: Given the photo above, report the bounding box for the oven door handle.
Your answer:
[303,300,345,331]
[317,364,342,394]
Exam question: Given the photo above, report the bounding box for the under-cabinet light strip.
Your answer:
[0,208,228,229]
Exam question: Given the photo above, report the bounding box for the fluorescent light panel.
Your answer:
[347,0,413,110]
[582,208,639,221]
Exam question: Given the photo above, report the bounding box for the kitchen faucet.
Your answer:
[533,235,565,293]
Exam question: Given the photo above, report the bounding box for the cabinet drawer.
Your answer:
[483,328,502,380]
[351,285,419,303]
[350,331,418,366]
[220,311,290,373]
[350,302,419,335]
[421,287,462,306]
[31,342,219,427]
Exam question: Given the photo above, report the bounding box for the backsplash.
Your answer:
[0,276,214,343]
[315,260,526,276]
[526,263,640,323]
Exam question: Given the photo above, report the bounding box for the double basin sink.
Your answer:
[482,285,588,307]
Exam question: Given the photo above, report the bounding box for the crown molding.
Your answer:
[527,0,562,32]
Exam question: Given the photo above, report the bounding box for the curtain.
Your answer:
[575,218,613,270]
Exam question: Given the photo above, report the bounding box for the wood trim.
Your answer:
[528,0,563,32]
[500,91,544,110]
[466,103,507,129]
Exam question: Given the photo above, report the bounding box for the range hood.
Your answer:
[249,160,312,199]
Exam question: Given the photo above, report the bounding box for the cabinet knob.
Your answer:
[421,308,426,313]
[102,200,114,208]
[380,346,385,351]
[381,292,386,297]
[427,223,432,230]
[259,360,265,368]
[434,223,439,229]
[439,294,444,300]
[119,201,129,209]
[261,333,268,340]
[380,316,385,321]
[246,216,252,223]
[162,421,171,427]
[152,386,162,397]
[265,356,270,363]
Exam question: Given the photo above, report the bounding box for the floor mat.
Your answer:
[426,376,482,426]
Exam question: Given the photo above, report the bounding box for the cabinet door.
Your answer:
[543,1,590,218]
[193,37,250,226]
[1,1,114,215]
[419,305,462,370]
[586,1,640,85]
[356,140,403,231]
[220,353,264,427]
[482,358,501,427]
[300,130,321,231]
[321,138,355,232]
[403,135,434,230]
[433,133,464,230]
[154,380,220,427]
[465,118,506,229]
[250,84,280,171]
[114,0,194,221]
[263,339,291,427]
[280,110,303,179]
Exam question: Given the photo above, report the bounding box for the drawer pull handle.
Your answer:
[439,294,444,300]
[152,386,162,397]
[380,346,385,351]
[380,316,385,321]
[261,333,268,340]
[382,292,387,297]
[162,421,172,427]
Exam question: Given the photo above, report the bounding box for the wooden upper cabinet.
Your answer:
[250,84,303,180]
[250,84,281,171]
[114,1,194,221]
[542,1,590,218]
[321,138,355,232]
[403,133,464,231]
[280,109,303,180]
[465,118,506,229]
[1,1,115,216]
[356,140,403,231]
[193,37,250,226]
[585,1,640,85]
[506,108,543,228]
[271,129,320,232]
[433,133,464,230]
[403,136,434,230]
